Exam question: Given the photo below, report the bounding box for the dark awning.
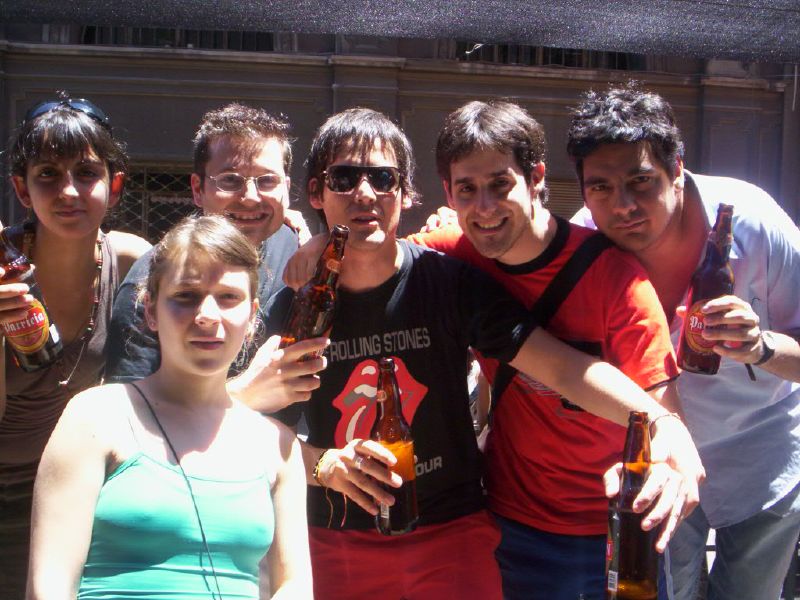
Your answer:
[2,0,799,63]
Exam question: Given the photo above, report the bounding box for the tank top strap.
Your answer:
[123,383,149,454]
[99,231,119,301]
[91,232,118,371]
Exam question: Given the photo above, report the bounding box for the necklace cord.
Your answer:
[128,382,224,600]
[20,221,102,388]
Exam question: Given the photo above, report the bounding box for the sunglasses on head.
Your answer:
[23,98,113,134]
[323,165,401,195]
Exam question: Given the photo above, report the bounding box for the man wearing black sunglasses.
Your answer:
[106,103,326,408]
[323,165,401,195]
[274,107,701,600]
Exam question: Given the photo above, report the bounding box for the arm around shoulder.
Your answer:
[510,327,670,426]
[27,386,115,599]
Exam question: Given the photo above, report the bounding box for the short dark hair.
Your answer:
[9,97,128,179]
[566,83,685,181]
[193,103,293,178]
[305,108,419,224]
[436,99,547,186]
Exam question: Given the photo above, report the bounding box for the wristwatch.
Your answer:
[753,330,777,366]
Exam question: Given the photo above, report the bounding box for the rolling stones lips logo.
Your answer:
[332,357,428,448]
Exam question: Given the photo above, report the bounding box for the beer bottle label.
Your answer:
[606,508,621,592]
[379,502,390,520]
[683,301,716,354]
[607,570,619,593]
[2,299,52,354]
[326,258,341,273]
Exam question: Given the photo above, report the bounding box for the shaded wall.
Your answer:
[1,40,796,237]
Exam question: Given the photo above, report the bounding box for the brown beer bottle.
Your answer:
[371,356,419,535]
[677,204,734,374]
[0,229,63,371]
[606,411,658,600]
[279,224,348,360]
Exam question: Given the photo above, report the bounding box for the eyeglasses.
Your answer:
[206,173,284,194]
[24,98,112,134]
[323,165,401,195]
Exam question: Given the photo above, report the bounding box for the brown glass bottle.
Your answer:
[371,357,419,536]
[0,229,63,371]
[677,204,734,374]
[607,411,658,600]
[279,224,348,360]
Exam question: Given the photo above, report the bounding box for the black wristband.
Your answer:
[753,331,776,366]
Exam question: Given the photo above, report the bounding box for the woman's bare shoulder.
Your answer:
[63,382,132,425]
[106,230,152,278]
[233,403,299,457]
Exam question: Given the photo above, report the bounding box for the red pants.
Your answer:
[309,510,503,600]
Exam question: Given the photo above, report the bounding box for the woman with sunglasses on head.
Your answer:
[27,215,312,599]
[0,94,151,597]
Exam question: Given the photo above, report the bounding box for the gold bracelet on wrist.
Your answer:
[312,449,332,487]
[649,411,683,435]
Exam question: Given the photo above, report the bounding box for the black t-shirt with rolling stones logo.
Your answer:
[273,241,538,530]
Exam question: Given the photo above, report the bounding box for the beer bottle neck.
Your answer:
[0,230,31,282]
[376,384,402,420]
[312,233,347,288]
[703,232,731,268]
[372,365,412,442]
[709,205,733,263]
[715,236,732,261]
[313,261,340,290]
[619,414,651,504]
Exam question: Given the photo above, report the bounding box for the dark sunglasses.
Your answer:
[23,98,113,134]
[323,165,401,194]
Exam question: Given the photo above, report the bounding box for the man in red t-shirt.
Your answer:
[408,100,697,600]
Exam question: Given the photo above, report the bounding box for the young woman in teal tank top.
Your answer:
[26,216,312,599]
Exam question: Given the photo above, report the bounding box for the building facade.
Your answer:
[1,24,797,240]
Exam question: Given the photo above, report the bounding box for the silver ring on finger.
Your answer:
[354,455,364,471]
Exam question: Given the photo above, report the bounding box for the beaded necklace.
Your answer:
[22,220,103,388]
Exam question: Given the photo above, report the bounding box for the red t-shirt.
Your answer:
[409,219,678,535]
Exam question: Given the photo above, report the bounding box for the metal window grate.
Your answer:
[455,41,645,70]
[78,26,275,52]
[106,166,197,243]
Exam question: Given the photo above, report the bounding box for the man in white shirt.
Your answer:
[568,83,800,600]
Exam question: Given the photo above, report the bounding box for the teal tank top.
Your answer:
[78,453,274,599]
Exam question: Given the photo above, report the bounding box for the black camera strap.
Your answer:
[489,232,613,421]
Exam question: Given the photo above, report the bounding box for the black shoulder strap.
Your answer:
[489,233,614,419]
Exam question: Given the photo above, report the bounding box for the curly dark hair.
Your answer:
[566,83,684,182]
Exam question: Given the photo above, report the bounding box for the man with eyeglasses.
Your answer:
[107,103,326,407]
[272,106,701,600]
